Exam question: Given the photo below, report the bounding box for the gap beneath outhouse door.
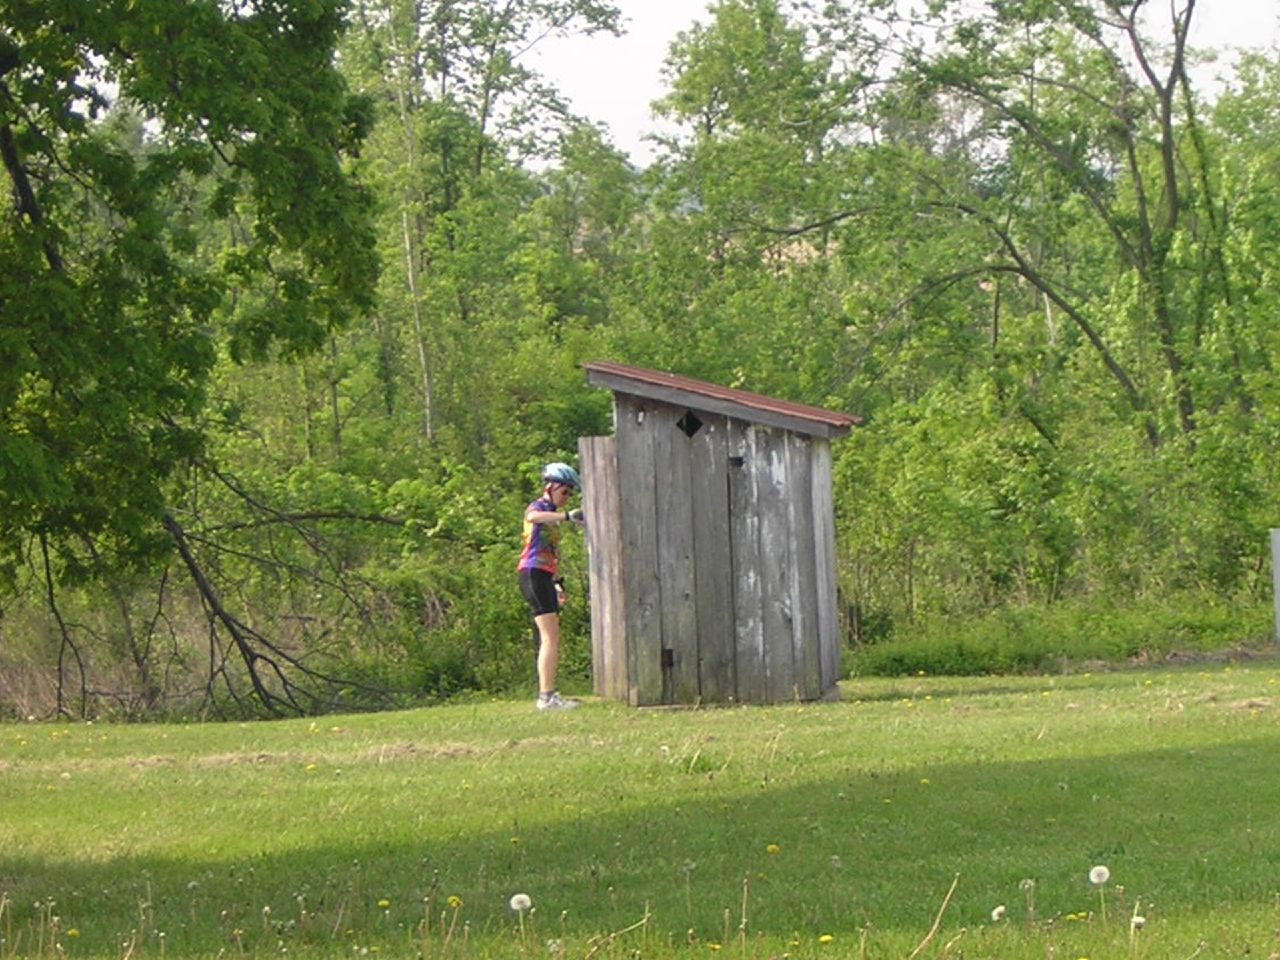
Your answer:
[676,409,703,437]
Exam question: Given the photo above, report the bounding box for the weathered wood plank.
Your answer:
[756,426,796,702]
[652,402,699,704]
[578,435,625,700]
[1273,530,1280,645]
[691,413,735,702]
[615,397,663,705]
[728,421,765,703]
[787,434,820,700]
[811,440,841,696]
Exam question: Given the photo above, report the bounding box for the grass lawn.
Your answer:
[2,661,1279,958]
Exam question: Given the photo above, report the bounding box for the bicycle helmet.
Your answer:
[541,462,580,488]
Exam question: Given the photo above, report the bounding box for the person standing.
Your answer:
[517,462,584,710]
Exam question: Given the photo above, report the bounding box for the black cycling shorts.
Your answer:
[518,568,560,616]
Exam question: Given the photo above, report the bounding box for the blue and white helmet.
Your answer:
[541,462,580,488]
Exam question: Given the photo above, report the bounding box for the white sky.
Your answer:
[530,0,1280,166]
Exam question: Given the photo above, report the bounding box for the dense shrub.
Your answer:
[849,595,1275,677]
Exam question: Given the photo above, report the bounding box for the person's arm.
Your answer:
[525,507,571,524]
[525,503,585,524]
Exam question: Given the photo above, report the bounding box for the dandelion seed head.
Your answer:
[1131,915,1146,930]
[1089,865,1110,885]
[509,893,532,912]
[991,905,1006,921]
[1019,878,1036,892]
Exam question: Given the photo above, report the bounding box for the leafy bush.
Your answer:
[849,594,1274,677]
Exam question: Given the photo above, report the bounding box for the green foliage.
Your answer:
[6,0,1280,717]
[0,0,377,584]
[851,595,1275,677]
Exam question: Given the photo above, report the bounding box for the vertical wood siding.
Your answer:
[615,397,663,705]
[652,405,700,702]
[584,398,841,705]
[728,420,766,703]
[578,435,625,700]
[787,433,821,700]
[690,414,735,702]
[757,426,796,701]
[812,441,841,693]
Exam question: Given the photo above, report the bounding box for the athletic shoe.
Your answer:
[536,692,578,711]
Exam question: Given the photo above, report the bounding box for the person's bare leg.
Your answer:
[534,611,560,694]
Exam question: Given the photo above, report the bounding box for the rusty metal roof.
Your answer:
[583,360,861,439]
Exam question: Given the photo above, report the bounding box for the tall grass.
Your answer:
[850,596,1274,676]
[2,661,1279,958]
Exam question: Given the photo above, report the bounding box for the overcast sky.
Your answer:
[529,0,1280,166]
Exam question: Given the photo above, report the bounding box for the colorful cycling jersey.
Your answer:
[516,497,561,574]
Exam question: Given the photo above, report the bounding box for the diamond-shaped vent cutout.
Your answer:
[676,410,703,438]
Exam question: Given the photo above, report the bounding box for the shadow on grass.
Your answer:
[2,722,1279,955]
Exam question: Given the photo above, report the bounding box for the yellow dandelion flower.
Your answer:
[766,844,781,855]
[708,944,722,952]
[818,934,834,944]
[66,929,80,938]
[510,836,521,845]
[377,899,390,910]
[306,763,318,772]
[447,896,462,909]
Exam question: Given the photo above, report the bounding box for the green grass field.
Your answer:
[2,661,1279,959]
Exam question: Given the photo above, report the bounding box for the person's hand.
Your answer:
[567,508,586,524]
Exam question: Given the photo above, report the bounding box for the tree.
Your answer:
[341,0,620,441]
[1,0,377,711]
[638,0,1280,627]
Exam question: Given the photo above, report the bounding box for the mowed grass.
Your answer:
[2,662,1280,959]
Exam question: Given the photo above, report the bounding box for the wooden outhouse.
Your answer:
[577,361,858,706]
